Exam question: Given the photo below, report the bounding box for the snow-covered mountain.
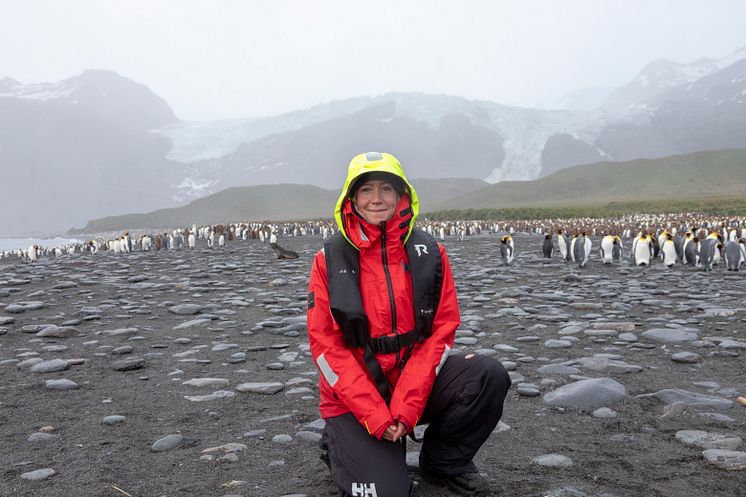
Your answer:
[603,46,746,112]
[2,46,746,236]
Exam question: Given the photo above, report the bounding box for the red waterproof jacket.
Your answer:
[307,194,460,440]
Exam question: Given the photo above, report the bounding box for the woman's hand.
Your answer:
[381,421,408,442]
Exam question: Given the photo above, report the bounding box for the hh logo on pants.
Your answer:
[351,482,378,497]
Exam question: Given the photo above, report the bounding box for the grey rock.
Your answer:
[45,379,79,390]
[675,430,743,450]
[637,389,732,410]
[20,468,56,481]
[111,356,145,371]
[151,434,186,452]
[183,378,230,388]
[28,432,57,443]
[295,431,322,443]
[272,434,293,444]
[236,382,285,395]
[37,325,78,338]
[184,391,236,402]
[517,384,541,397]
[169,304,202,315]
[544,339,573,349]
[719,339,746,349]
[575,356,642,374]
[592,407,618,419]
[544,377,628,411]
[532,453,574,468]
[537,364,580,375]
[702,449,746,470]
[642,328,699,344]
[103,415,127,425]
[30,359,69,373]
[671,352,701,363]
[4,304,26,314]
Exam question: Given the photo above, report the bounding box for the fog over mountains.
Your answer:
[2,46,745,235]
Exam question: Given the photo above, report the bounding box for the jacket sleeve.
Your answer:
[389,244,459,430]
[307,251,395,439]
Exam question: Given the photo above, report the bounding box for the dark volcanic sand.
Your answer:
[1,234,745,497]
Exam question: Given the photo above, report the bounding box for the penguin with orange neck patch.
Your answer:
[500,235,514,266]
[632,232,653,266]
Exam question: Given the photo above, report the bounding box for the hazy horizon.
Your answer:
[3,0,746,120]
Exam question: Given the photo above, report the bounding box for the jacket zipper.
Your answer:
[379,222,400,365]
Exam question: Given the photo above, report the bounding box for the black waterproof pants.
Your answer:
[320,353,511,497]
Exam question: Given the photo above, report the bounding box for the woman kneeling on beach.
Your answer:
[307,152,512,496]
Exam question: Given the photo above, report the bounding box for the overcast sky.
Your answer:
[2,0,745,121]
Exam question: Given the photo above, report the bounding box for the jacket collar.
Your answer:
[342,194,414,250]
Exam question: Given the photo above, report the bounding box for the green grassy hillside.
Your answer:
[72,177,488,233]
[434,148,746,211]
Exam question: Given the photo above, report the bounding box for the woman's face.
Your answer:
[353,179,399,225]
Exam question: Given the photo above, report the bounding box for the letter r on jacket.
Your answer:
[414,244,428,257]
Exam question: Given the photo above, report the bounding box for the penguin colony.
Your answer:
[3,214,746,272]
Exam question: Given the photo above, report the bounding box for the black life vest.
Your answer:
[324,227,443,403]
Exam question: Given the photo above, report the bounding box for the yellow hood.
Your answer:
[334,152,419,246]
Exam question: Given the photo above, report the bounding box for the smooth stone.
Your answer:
[111,357,145,371]
[235,382,285,395]
[0,316,15,325]
[41,345,68,353]
[102,328,138,337]
[151,434,186,452]
[575,356,642,374]
[103,415,127,425]
[272,434,293,444]
[719,340,746,349]
[537,364,580,375]
[30,359,69,373]
[183,378,230,388]
[202,443,248,455]
[278,351,299,362]
[493,344,519,353]
[20,468,56,481]
[544,377,628,411]
[173,319,212,330]
[592,407,618,419]
[671,352,702,363]
[637,389,732,410]
[302,419,326,433]
[45,379,79,390]
[28,432,57,442]
[517,384,541,397]
[17,358,43,368]
[675,430,743,450]
[295,431,322,443]
[702,449,746,470]
[559,325,583,335]
[454,337,478,345]
[544,339,573,349]
[112,346,134,355]
[184,391,236,402]
[4,304,26,314]
[169,304,202,315]
[642,328,699,344]
[532,453,574,468]
[593,322,635,332]
[618,333,638,342]
[212,343,239,352]
[37,326,78,338]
